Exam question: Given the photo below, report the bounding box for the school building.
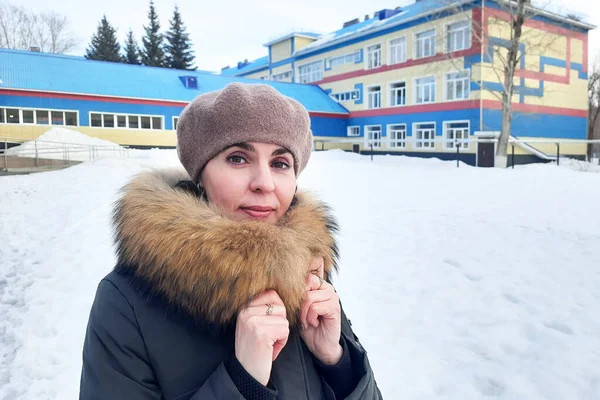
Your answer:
[0,0,595,166]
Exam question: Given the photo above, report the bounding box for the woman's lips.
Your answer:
[240,206,274,219]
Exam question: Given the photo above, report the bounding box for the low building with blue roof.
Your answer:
[0,48,347,149]
[0,0,595,165]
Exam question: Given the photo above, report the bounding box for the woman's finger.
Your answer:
[306,299,339,328]
[300,289,333,328]
[306,273,333,293]
[242,303,287,318]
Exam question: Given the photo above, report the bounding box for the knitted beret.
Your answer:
[176,82,313,184]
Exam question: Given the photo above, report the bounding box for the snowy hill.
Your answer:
[0,150,599,399]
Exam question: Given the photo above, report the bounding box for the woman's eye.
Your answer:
[227,155,247,165]
[272,159,291,170]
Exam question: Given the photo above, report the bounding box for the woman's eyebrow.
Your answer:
[272,148,291,157]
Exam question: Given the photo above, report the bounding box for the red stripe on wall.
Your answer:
[515,69,568,84]
[481,100,587,117]
[312,47,480,85]
[309,112,348,119]
[0,89,191,107]
[484,8,587,39]
[583,35,588,73]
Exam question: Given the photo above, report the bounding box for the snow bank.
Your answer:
[1,150,600,399]
[557,157,600,173]
[6,128,124,162]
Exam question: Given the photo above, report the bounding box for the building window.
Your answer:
[347,126,360,137]
[367,86,381,109]
[414,122,436,149]
[173,117,179,130]
[389,37,407,65]
[365,126,382,149]
[22,110,35,124]
[415,76,436,104]
[389,82,406,107]
[0,107,77,126]
[446,71,470,101]
[416,29,436,59]
[330,90,360,103]
[447,20,471,52]
[388,124,407,149]
[298,61,323,83]
[90,112,162,130]
[444,121,470,149]
[128,115,139,129]
[272,70,292,81]
[259,76,268,80]
[366,44,382,69]
[6,109,20,124]
[326,51,361,69]
[117,115,127,128]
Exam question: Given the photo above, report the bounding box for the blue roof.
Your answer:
[0,49,347,114]
[220,56,269,76]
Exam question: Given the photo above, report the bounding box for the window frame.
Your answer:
[444,70,471,101]
[443,120,470,151]
[347,126,360,137]
[388,36,407,65]
[414,28,436,59]
[0,107,79,127]
[365,43,383,70]
[326,50,361,69]
[387,123,407,149]
[413,121,437,151]
[414,75,437,105]
[297,60,323,83]
[365,84,382,110]
[388,80,407,107]
[88,111,164,130]
[445,19,472,53]
[271,70,293,81]
[364,125,382,149]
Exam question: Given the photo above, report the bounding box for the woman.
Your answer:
[79,82,382,399]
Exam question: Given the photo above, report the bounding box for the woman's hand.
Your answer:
[235,290,290,386]
[300,257,343,365]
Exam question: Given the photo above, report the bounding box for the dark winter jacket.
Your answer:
[79,169,382,399]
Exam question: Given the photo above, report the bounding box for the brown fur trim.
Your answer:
[112,168,339,328]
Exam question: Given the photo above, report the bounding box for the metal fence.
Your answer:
[313,137,600,167]
[1,136,130,171]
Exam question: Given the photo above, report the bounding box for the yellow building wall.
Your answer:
[571,38,584,64]
[271,39,292,63]
[322,58,478,112]
[295,10,474,81]
[295,37,317,52]
[0,124,177,147]
[271,64,294,82]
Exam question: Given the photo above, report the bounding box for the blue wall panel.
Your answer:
[310,116,347,137]
[482,109,586,139]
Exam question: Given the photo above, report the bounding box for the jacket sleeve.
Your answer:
[79,279,252,400]
[323,305,384,400]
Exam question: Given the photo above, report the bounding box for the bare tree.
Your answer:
[588,56,600,162]
[0,1,77,54]
[429,0,578,167]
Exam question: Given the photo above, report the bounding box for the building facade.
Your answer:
[1,0,595,166]
[221,0,595,165]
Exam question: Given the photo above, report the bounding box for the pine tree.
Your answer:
[123,29,141,65]
[141,0,165,67]
[85,16,121,62]
[164,6,196,70]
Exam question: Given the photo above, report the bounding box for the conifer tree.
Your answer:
[85,16,121,62]
[164,6,195,70]
[141,0,165,67]
[123,29,141,65]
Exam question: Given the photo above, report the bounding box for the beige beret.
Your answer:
[176,82,313,183]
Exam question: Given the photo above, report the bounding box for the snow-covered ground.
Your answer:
[1,149,599,399]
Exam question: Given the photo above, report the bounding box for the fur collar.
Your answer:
[112,168,339,329]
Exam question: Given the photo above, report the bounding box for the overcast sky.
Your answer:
[17,0,600,72]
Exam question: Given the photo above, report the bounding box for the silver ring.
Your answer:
[266,303,274,316]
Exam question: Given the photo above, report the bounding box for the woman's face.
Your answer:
[200,142,297,223]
